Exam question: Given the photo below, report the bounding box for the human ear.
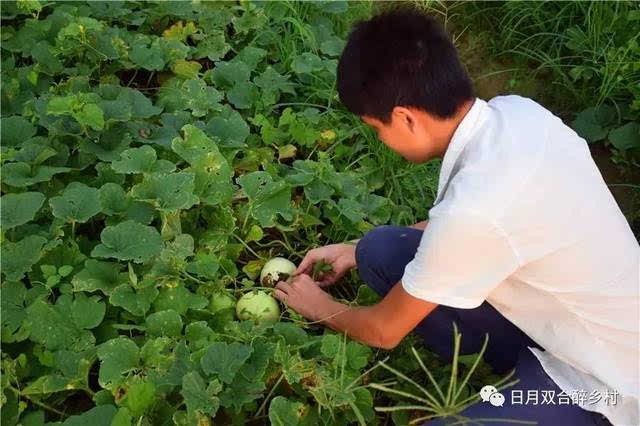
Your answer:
[392,107,415,132]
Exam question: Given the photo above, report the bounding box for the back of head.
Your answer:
[337,6,474,123]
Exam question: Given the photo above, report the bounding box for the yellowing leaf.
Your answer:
[163,21,197,42]
[172,60,202,79]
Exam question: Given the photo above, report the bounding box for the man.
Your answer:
[272,7,639,426]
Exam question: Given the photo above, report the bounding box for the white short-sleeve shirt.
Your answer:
[402,96,639,425]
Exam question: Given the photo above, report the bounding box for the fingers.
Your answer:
[295,250,316,275]
[275,281,292,293]
[273,288,288,304]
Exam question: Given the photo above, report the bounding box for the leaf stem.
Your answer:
[254,373,284,417]
[9,385,67,418]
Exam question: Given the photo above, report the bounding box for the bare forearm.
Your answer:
[319,300,390,348]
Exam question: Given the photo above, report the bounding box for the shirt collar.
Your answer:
[434,97,488,204]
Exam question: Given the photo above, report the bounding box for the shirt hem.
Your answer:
[401,279,483,309]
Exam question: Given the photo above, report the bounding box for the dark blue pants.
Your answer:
[355,225,612,426]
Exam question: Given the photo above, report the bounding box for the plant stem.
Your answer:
[9,385,67,417]
[254,373,284,417]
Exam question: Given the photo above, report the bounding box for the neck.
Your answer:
[433,98,476,158]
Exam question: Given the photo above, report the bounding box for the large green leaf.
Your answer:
[109,283,159,316]
[131,172,199,212]
[71,259,127,295]
[1,116,36,147]
[1,235,47,280]
[571,105,616,143]
[1,163,71,187]
[111,146,175,174]
[153,285,208,315]
[26,295,97,351]
[609,122,640,151]
[181,372,222,421]
[1,281,28,339]
[172,125,234,205]
[201,342,253,384]
[49,182,101,223]
[91,220,163,263]
[0,192,46,230]
[62,405,118,426]
[145,309,183,337]
[97,337,140,388]
[237,171,293,227]
[120,379,157,417]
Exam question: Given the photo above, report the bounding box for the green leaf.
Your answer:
[181,372,221,419]
[49,182,101,223]
[171,125,234,206]
[320,36,346,57]
[75,103,105,130]
[145,309,183,337]
[201,342,253,384]
[204,106,249,147]
[234,46,267,71]
[345,341,371,370]
[172,59,202,79]
[79,125,132,162]
[1,235,47,280]
[337,198,366,223]
[99,183,130,216]
[111,408,133,426]
[91,220,163,263]
[1,116,36,147]
[209,61,250,87]
[26,296,95,351]
[254,66,295,95]
[153,285,208,315]
[609,122,640,151]
[245,224,264,243]
[109,284,158,316]
[237,171,293,227]
[571,105,616,143]
[62,405,118,426]
[71,293,106,329]
[117,88,162,119]
[291,53,323,74]
[227,81,259,110]
[158,78,223,117]
[0,191,45,230]
[269,396,313,426]
[97,337,140,388]
[274,322,308,346]
[131,172,199,212]
[1,163,71,187]
[111,146,176,174]
[129,36,165,71]
[320,334,341,359]
[194,31,230,61]
[171,124,221,165]
[71,259,126,295]
[1,281,28,339]
[121,379,156,417]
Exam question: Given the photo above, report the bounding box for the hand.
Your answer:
[295,243,357,286]
[274,274,336,322]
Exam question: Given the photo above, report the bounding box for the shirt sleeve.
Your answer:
[401,208,521,309]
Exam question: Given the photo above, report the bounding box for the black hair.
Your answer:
[337,6,474,123]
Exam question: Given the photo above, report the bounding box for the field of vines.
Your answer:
[0,1,506,425]
[3,0,637,425]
